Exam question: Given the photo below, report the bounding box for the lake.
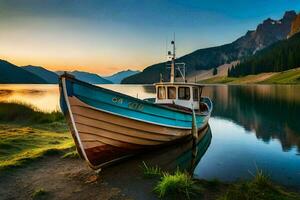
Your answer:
[1,84,300,188]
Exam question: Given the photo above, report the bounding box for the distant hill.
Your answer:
[228,32,300,77]
[104,70,140,83]
[122,11,297,84]
[23,65,58,84]
[0,60,47,84]
[56,71,112,84]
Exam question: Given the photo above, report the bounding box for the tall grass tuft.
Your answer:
[32,188,48,199]
[62,150,79,159]
[154,169,202,199]
[250,168,270,189]
[0,102,64,124]
[140,161,162,178]
[218,168,300,200]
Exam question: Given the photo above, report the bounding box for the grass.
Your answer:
[217,169,300,200]
[0,102,74,171]
[199,68,300,85]
[0,124,74,171]
[62,150,79,159]
[261,68,300,84]
[0,102,64,124]
[154,169,202,199]
[32,188,48,199]
[142,162,300,200]
[199,76,237,84]
[140,161,162,178]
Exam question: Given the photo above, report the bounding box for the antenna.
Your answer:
[165,37,168,58]
[170,33,176,83]
[166,33,187,82]
[173,32,175,44]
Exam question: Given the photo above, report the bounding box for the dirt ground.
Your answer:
[0,130,225,200]
[0,154,159,200]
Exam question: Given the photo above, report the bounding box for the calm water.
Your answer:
[1,84,300,188]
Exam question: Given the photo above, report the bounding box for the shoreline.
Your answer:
[1,148,299,200]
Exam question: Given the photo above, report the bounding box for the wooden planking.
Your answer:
[69,96,190,137]
[77,123,163,145]
[82,140,106,149]
[79,131,143,150]
[72,104,188,136]
[84,144,134,167]
[73,114,176,142]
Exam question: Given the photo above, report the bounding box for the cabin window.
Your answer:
[178,87,190,100]
[168,87,176,99]
[157,86,166,99]
[193,87,199,101]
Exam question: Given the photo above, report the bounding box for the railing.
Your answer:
[200,96,213,113]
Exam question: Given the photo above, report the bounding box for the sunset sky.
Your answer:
[0,0,299,76]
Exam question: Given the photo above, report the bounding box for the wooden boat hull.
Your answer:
[59,74,212,169]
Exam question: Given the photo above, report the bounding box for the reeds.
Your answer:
[140,161,162,178]
[218,168,300,200]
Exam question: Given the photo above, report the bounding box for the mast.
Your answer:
[170,38,175,83]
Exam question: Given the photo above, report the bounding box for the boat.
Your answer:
[59,40,213,169]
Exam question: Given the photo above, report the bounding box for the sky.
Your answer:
[0,0,299,76]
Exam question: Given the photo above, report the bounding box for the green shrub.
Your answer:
[154,169,202,199]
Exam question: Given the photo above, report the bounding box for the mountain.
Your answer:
[228,31,300,77]
[23,65,58,84]
[0,60,47,84]
[122,11,297,84]
[104,70,140,83]
[56,71,112,84]
[289,13,300,37]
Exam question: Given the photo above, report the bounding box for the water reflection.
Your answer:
[138,126,212,174]
[194,118,300,188]
[0,84,156,112]
[0,84,60,112]
[203,85,300,153]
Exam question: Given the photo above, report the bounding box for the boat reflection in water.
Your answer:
[138,125,212,174]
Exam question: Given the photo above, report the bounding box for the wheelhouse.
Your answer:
[155,82,203,110]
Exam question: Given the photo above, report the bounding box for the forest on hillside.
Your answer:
[228,32,300,77]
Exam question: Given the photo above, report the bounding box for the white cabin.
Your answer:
[155,82,203,110]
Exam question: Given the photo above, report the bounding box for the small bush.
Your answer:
[154,169,202,199]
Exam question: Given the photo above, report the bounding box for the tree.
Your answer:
[213,68,218,76]
[228,32,300,77]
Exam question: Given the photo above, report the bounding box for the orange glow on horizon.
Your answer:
[0,55,154,76]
